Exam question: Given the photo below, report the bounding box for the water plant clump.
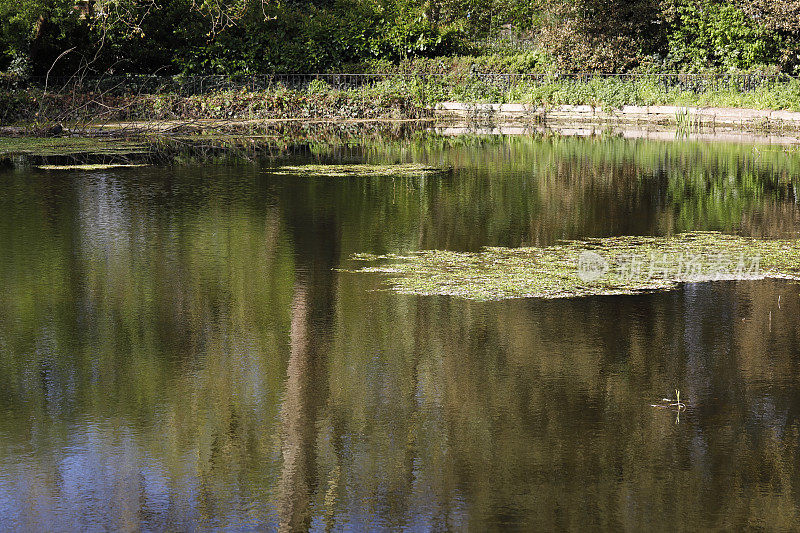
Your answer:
[346,232,800,300]
[268,163,452,178]
[36,163,147,170]
[0,136,147,157]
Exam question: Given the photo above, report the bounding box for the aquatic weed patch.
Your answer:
[35,163,148,170]
[347,232,800,300]
[0,137,147,157]
[269,163,451,178]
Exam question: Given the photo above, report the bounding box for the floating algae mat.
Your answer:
[36,163,147,170]
[0,137,146,157]
[269,163,451,178]
[347,232,800,300]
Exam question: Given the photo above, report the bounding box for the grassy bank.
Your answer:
[413,69,800,110]
[3,71,800,130]
[0,80,428,127]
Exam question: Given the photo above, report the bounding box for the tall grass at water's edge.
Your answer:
[3,75,800,127]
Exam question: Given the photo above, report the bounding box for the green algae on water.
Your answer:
[36,163,147,170]
[346,232,800,300]
[0,137,146,157]
[269,163,451,178]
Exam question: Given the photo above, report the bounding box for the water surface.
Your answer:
[1,136,800,531]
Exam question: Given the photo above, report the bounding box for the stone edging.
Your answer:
[433,103,800,127]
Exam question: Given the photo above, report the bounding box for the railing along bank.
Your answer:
[1,72,794,95]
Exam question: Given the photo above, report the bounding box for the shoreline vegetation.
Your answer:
[3,0,800,137]
[3,70,800,136]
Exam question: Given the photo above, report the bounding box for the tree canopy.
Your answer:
[1,0,799,76]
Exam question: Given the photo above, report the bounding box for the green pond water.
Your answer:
[1,135,800,531]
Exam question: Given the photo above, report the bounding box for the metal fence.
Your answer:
[1,72,795,95]
[1,74,403,94]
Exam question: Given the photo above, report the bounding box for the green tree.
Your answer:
[740,0,800,72]
[661,0,779,71]
[0,0,89,75]
[535,0,665,72]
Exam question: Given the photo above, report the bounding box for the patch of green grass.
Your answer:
[346,232,800,300]
[500,77,800,110]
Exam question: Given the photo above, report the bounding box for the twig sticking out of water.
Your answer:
[652,389,687,424]
[652,389,686,411]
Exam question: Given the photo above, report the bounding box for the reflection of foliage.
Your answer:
[327,275,800,530]
[2,136,800,528]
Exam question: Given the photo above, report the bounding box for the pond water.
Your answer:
[1,135,800,531]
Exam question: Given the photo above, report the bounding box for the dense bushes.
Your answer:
[534,0,666,72]
[661,0,779,71]
[0,0,473,76]
[1,0,800,78]
[359,54,546,76]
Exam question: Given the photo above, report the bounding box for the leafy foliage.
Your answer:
[661,0,779,71]
[0,0,800,77]
[535,0,666,72]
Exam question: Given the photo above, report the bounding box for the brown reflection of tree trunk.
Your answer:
[277,202,340,531]
[279,282,315,532]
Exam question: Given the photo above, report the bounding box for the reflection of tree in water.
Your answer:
[321,281,800,529]
[3,140,800,529]
[278,189,340,531]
